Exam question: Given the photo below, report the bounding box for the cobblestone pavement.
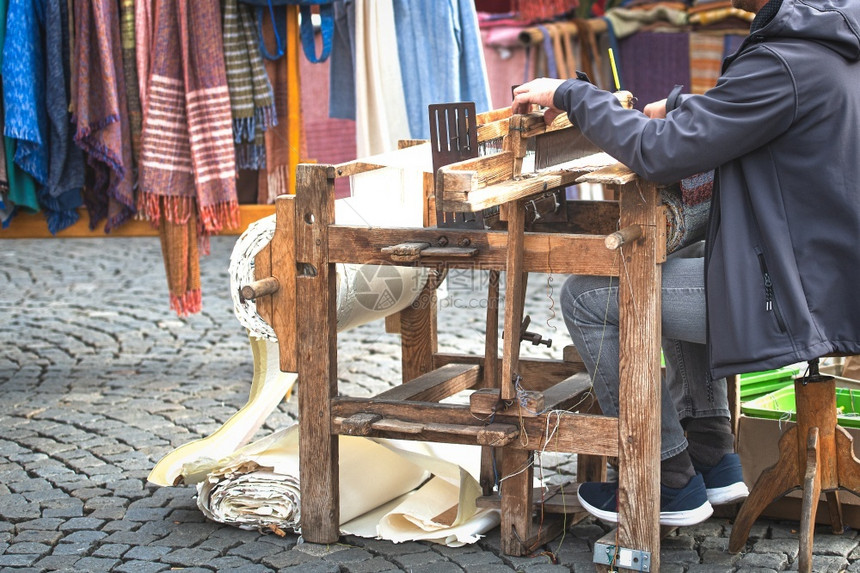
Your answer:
[1,236,859,573]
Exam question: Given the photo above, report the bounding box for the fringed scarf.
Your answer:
[3,0,84,233]
[222,0,276,170]
[258,5,304,203]
[72,0,135,232]
[138,0,238,315]
[120,0,143,162]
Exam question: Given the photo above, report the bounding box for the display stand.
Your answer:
[244,106,670,571]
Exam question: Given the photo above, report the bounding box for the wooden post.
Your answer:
[273,196,298,372]
[498,200,533,555]
[295,164,340,543]
[399,281,437,383]
[615,179,662,572]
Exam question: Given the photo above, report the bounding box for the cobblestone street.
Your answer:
[1,236,859,572]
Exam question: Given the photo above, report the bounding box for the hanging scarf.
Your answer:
[135,0,156,112]
[138,0,238,315]
[45,0,85,232]
[72,0,135,232]
[258,5,304,202]
[120,0,143,162]
[222,0,276,170]
[3,0,84,233]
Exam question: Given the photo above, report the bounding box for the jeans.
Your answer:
[560,244,730,460]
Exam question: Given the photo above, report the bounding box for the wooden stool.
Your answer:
[728,359,860,572]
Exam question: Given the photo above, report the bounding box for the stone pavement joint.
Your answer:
[1,237,859,571]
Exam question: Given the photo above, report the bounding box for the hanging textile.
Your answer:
[257,5,304,202]
[134,0,156,113]
[392,0,492,140]
[72,0,135,232]
[514,0,579,22]
[221,0,277,170]
[618,31,689,111]
[119,0,143,162]
[137,0,238,315]
[4,0,84,233]
[354,0,410,156]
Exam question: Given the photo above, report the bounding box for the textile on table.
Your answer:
[73,0,135,232]
[138,0,238,315]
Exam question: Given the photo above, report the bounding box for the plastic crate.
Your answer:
[741,385,860,428]
[738,367,799,401]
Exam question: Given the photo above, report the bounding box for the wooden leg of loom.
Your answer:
[481,271,501,496]
[799,428,821,573]
[728,426,800,553]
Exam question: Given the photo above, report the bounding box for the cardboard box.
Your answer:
[736,414,860,528]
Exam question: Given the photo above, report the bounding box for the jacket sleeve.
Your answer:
[552,46,798,184]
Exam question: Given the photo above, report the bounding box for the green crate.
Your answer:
[741,385,860,428]
[739,367,799,401]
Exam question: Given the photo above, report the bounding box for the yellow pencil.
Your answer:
[608,48,621,91]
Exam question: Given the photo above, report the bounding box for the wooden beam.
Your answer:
[375,363,481,402]
[327,226,621,276]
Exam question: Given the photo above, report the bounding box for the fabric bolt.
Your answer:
[354,0,410,156]
[138,0,238,314]
[120,0,143,162]
[602,5,688,39]
[618,30,689,111]
[392,0,492,140]
[73,0,135,233]
[221,0,276,170]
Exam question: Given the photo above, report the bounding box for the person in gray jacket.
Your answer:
[511,0,860,526]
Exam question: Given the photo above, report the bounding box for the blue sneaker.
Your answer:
[692,453,749,505]
[577,473,713,526]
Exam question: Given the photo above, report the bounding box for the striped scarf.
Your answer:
[138,0,238,315]
[222,0,276,170]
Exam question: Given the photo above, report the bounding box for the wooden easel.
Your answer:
[244,105,670,571]
[729,359,860,572]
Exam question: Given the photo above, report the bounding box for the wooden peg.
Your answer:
[605,224,642,250]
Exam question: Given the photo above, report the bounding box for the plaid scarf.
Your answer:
[222,0,276,170]
[72,0,136,232]
[120,0,142,162]
[138,0,238,315]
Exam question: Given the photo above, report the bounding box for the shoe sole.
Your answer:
[706,482,749,505]
[577,491,715,527]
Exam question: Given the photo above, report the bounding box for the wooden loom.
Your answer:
[243,100,673,572]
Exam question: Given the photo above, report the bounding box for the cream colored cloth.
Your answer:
[354,0,410,156]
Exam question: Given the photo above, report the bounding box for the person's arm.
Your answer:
[514,47,797,183]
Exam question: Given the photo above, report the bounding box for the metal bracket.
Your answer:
[593,542,651,572]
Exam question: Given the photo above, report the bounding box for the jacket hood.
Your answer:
[758,0,860,61]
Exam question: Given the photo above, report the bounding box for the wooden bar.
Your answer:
[375,363,480,402]
[272,196,298,372]
[0,204,275,239]
[615,179,662,572]
[294,164,340,544]
[328,226,621,276]
[434,353,587,391]
[398,281,438,383]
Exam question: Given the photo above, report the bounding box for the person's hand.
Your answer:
[512,78,567,124]
[643,98,667,119]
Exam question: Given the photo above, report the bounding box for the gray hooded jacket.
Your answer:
[553,0,860,378]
